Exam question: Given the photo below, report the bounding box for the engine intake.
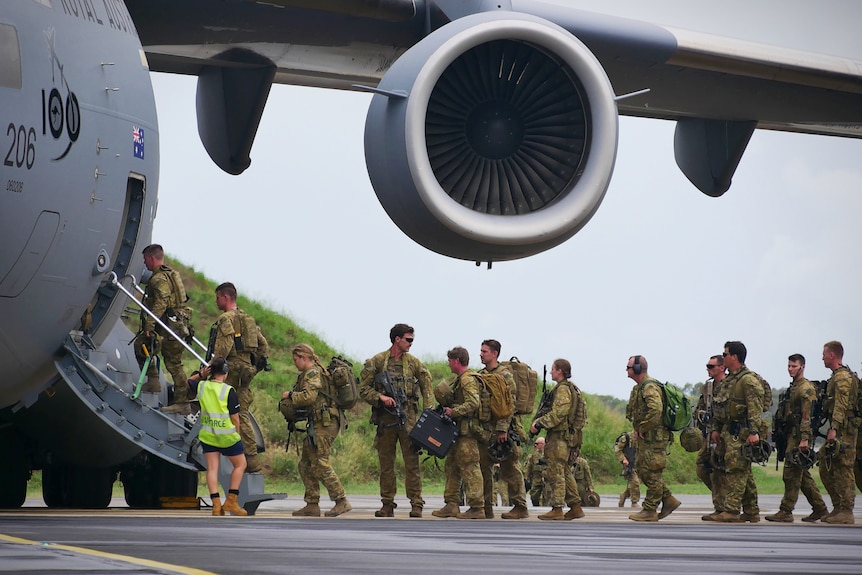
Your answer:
[364,12,618,262]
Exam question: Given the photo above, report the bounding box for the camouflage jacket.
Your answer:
[629,377,670,445]
[780,377,818,442]
[824,365,858,436]
[211,307,268,366]
[141,265,186,332]
[480,363,520,434]
[524,449,547,482]
[284,366,336,428]
[712,365,763,435]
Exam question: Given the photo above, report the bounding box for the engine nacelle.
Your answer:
[364,12,618,262]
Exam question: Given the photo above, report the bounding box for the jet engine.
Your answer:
[364,12,618,263]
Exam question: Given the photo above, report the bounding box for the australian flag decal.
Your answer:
[133,126,145,159]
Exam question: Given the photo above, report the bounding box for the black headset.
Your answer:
[211,358,229,374]
[632,355,644,375]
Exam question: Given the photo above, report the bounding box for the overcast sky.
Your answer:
[149,1,862,400]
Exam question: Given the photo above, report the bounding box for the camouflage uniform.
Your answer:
[712,365,764,516]
[524,449,548,506]
[137,264,189,397]
[533,380,583,509]
[480,364,527,510]
[818,365,859,514]
[282,365,346,505]
[694,378,730,514]
[359,351,433,510]
[440,369,484,509]
[775,377,826,515]
[613,432,640,505]
[492,465,509,506]
[627,377,672,513]
[573,457,599,506]
[210,308,268,464]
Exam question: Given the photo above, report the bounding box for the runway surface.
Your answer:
[1,494,860,574]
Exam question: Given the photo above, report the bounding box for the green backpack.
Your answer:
[322,356,359,410]
[658,382,692,432]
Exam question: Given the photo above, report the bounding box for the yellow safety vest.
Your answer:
[196,379,241,448]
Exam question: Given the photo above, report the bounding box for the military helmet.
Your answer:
[488,436,515,462]
[740,439,773,464]
[788,447,817,469]
[434,380,455,406]
[679,426,703,453]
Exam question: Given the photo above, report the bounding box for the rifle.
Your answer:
[529,365,552,440]
[772,387,791,469]
[374,371,407,428]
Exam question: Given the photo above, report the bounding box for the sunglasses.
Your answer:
[722,352,729,357]
[404,337,414,343]
[706,364,719,369]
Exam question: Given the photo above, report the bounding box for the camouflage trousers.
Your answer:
[373,424,424,507]
[635,443,670,512]
[443,436,483,508]
[499,440,527,507]
[819,432,858,511]
[234,386,257,458]
[529,480,546,506]
[299,422,345,503]
[695,443,714,492]
[135,333,188,400]
[544,431,580,508]
[779,437,826,514]
[621,470,640,504]
[720,431,759,514]
[494,477,509,506]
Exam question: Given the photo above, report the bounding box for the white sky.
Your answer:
[149,1,862,399]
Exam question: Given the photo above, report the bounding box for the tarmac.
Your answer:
[1,493,861,574]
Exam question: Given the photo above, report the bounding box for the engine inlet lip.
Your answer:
[404,12,618,246]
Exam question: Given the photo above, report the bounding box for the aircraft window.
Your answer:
[0,24,22,90]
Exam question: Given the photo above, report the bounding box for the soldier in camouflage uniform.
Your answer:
[573,456,600,506]
[209,282,269,473]
[626,355,680,522]
[698,356,730,521]
[524,437,548,506]
[529,358,586,521]
[479,339,529,519]
[281,344,351,517]
[613,431,640,507]
[710,341,764,523]
[136,244,190,411]
[432,347,485,519]
[765,354,827,523]
[359,324,433,518]
[818,341,859,524]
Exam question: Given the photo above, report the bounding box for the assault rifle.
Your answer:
[375,371,407,428]
[529,365,552,440]
[701,377,715,468]
[772,387,791,469]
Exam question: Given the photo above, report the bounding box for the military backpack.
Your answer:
[475,372,515,422]
[322,356,359,410]
[500,357,538,415]
[658,382,692,432]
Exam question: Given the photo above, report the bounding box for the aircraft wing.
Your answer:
[126,0,862,262]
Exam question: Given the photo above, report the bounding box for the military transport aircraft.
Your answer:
[1,0,860,509]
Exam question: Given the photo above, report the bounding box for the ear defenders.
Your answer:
[632,355,643,375]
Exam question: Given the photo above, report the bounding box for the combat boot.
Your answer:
[819,508,838,521]
[618,493,626,507]
[714,511,743,523]
[211,497,225,517]
[801,508,828,523]
[141,376,161,393]
[740,512,760,523]
[292,503,321,517]
[223,493,248,516]
[245,454,262,473]
[538,507,566,520]
[161,402,191,415]
[457,507,486,519]
[564,505,585,520]
[431,502,460,518]
[374,503,395,517]
[765,510,794,523]
[409,505,423,518]
[822,508,855,524]
[658,495,681,520]
[701,511,722,521]
[484,504,494,519]
[628,508,658,522]
[325,498,352,517]
[501,504,529,519]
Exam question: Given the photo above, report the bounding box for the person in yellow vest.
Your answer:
[190,357,248,516]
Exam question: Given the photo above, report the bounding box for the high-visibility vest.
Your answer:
[196,379,241,448]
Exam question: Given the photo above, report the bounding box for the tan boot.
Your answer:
[374,503,395,517]
[325,498,352,517]
[245,454,262,473]
[211,497,225,517]
[801,508,828,523]
[629,508,659,522]
[765,510,794,523]
[484,504,494,519]
[658,495,681,519]
[740,512,760,523]
[564,505,585,520]
[141,375,161,393]
[819,508,838,522]
[222,493,248,516]
[501,504,529,519]
[409,505,423,518]
[714,511,743,523]
[538,507,566,520]
[292,503,321,517]
[823,508,855,524]
[457,507,486,519]
[618,493,626,507]
[432,502,460,518]
[161,402,191,415]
